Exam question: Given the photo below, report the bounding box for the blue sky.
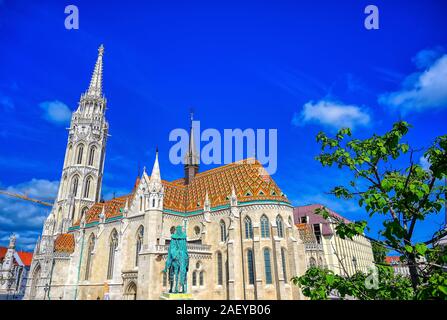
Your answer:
[0,0,446,250]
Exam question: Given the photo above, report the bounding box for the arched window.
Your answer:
[85,234,95,280]
[139,196,143,212]
[276,215,284,238]
[76,144,84,164]
[309,256,316,268]
[263,248,273,284]
[162,272,167,287]
[281,248,288,280]
[247,249,255,285]
[135,226,144,267]
[260,215,270,238]
[84,177,92,198]
[192,271,197,286]
[199,271,204,286]
[107,230,118,279]
[217,251,223,285]
[152,198,156,208]
[244,216,253,239]
[220,220,226,242]
[80,207,88,221]
[71,175,79,197]
[88,146,96,166]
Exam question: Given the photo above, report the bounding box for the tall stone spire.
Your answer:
[86,44,104,97]
[150,147,161,182]
[184,112,199,184]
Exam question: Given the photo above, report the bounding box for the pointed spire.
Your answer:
[150,148,161,181]
[86,44,104,97]
[186,111,199,166]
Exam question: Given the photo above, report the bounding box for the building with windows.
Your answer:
[24,45,307,300]
[385,256,410,277]
[0,234,33,299]
[294,204,375,276]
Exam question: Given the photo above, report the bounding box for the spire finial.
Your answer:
[150,148,161,181]
[86,44,104,97]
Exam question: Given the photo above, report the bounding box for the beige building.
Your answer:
[294,204,375,276]
[24,45,308,300]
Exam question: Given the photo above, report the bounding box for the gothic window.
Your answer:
[88,146,96,166]
[263,248,273,284]
[71,204,76,220]
[309,256,316,268]
[76,144,84,164]
[139,196,143,212]
[247,249,255,285]
[85,234,95,280]
[220,220,226,242]
[152,198,156,208]
[84,177,92,198]
[194,226,201,236]
[199,271,204,286]
[244,216,253,239]
[135,226,144,267]
[281,248,288,280]
[217,251,223,285]
[260,215,270,238]
[192,271,197,286]
[276,215,284,238]
[81,206,88,221]
[107,229,118,280]
[71,175,79,197]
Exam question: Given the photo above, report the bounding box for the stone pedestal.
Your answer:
[160,292,194,300]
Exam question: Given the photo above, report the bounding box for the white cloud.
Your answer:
[419,156,430,171]
[293,100,371,130]
[379,52,447,113]
[39,100,72,125]
[0,179,59,250]
[0,94,14,111]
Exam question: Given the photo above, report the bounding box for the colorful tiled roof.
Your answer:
[0,247,7,262]
[80,159,289,223]
[54,233,75,253]
[385,256,402,265]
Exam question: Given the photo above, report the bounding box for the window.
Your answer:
[71,176,79,197]
[263,248,272,284]
[300,216,307,224]
[220,220,226,242]
[199,271,204,286]
[244,216,253,239]
[152,198,156,208]
[85,234,95,280]
[192,271,197,286]
[107,230,118,279]
[84,177,92,198]
[276,215,284,238]
[260,215,270,238]
[136,226,144,267]
[217,252,223,285]
[139,196,143,212]
[194,226,201,236]
[309,257,316,268]
[247,249,255,285]
[281,248,288,280]
[80,207,88,221]
[313,224,322,244]
[88,146,96,166]
[76,144,84,164]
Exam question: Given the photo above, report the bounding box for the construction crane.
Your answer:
[0,189,53,207]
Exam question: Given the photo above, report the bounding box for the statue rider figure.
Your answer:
[163,226,189,294]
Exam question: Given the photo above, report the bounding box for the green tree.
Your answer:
[371,240,389,264]
[292,121,447,299]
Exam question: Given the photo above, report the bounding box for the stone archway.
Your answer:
[30,264,41,299]
[124,281,137,300]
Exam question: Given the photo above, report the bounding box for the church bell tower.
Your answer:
[51,45,109,234]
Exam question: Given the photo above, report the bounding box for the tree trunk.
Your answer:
[407,253,419,292]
